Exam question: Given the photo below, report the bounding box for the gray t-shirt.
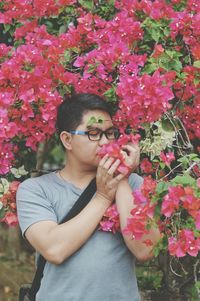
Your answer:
[16,172,143,301]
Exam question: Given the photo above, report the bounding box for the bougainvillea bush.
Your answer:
[0,0,200,292]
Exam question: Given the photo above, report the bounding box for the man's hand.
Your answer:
[120,143,140,174]
[96,154,126,204]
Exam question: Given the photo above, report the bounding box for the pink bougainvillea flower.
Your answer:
[99,220,115,232]
[3,212,18,227]
[168,230,200,257]
[168,236,187,257]
[161,185,185,217]
[98,134,139,175]
[99,204,120,233]
[152,44,164,58]
[160,151,175,166]
[194,211,200,230]
[140,158,154,174]
[9,181,20,193]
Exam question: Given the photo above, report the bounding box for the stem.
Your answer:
[158,163,182,181]
[164,112,192,155]
[193,259,200,299]
[169,257,187,278]
[184,162,199,174]
[31,140,51,177]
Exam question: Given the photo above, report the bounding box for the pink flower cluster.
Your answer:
[123,176,200,257]
[0,0,199,176]
[168,230,200,257]
[115,71,174,128]
[162,185,200,230]
[99,204,120,234]
[123,176,157,240]
[0,181,20,226]
[160,151,175,166]
[0,0,76,23]
[98,134,140,175]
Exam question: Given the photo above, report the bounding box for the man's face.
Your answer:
[69,109,114,169]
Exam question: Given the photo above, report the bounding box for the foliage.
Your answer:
[0,0,199,271]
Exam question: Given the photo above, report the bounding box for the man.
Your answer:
[17,93,160,301]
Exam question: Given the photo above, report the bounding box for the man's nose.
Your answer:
[98,133,109,145]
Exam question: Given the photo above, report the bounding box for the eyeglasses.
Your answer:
[69,127,121,141]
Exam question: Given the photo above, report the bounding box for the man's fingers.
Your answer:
[122,144,140,153]
[112,172,125,183]
[103,157,115,170]
[98,154,109,166]
[107,159,121,175]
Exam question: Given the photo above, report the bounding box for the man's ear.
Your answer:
[60,131,72,150]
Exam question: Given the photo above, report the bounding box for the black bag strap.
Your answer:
[29,177,96,300]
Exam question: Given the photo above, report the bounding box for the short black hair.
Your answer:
[56,93,112,135]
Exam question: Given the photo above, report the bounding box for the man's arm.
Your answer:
[115,178,161,262]
[25,194,112,265]
[24,156,126,265]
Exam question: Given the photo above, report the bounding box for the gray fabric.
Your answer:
[17,172,143,301]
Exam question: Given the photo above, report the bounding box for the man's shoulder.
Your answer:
[17,172,56,193]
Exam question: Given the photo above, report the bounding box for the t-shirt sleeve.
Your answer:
[128,173,143,191]
[16,178,57,236]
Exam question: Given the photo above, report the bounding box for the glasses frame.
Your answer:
[69,127,120,141]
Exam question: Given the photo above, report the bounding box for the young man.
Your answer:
[17,93,160,301]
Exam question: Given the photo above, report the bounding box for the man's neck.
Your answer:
[60,163,96,189]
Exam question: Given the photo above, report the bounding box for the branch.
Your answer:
[31,140,51,177]
[193,259,200,299]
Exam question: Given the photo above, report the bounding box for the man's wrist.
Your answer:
[95,192,112,207]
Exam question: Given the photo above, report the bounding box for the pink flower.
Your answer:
[161,185,185,217]
[3,212,18,227]
[160,151,175,166]
[168,237,186,257]
[168,230,200,257]
[99,220,115,232]
[99,204,120,234]
[195,211,200,230]
[140,158,154,174]
[123,214,148,240]
[152,44,164,58]
[9,181,20,193]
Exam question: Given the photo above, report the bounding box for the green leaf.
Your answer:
[159,162,165,169]
[0,206,5,219]
[97,117,103,124]
[151,28,161,42]
[78,0,94,10]
[87,63,99,73]
[87,116,97,127]
[3,24,11,33]
[156,182,169,195]
[142,63,157,74]
[193,61,200,68]
[0,178,9,196]
[172,175,196,186]
[103,86,117,102]
[161,119,174,132]
[59,25,68,34]
[169,59,182,72]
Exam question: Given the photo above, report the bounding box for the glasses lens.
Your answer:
[88,129,101,141]
[105,128,120,140]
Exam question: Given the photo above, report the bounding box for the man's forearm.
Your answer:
[115,179,161,261]
[26,194,111,264]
